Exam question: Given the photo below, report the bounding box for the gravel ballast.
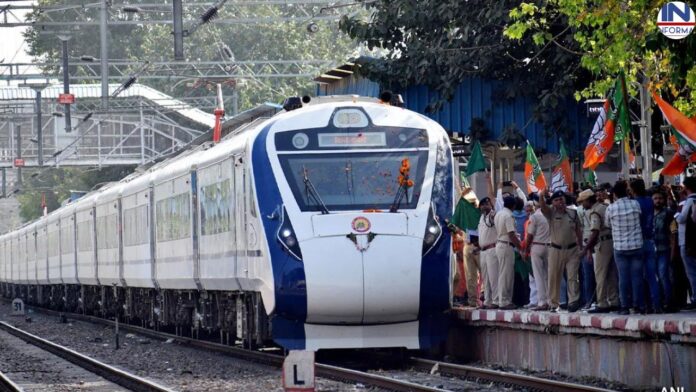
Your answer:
[0,302,365,392]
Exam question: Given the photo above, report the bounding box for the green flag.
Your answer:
[465,140,486,176]
[585,169,597,187]
[451,197,481,233]
[611,72,632,142]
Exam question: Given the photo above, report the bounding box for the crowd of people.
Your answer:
[450,175,696,315]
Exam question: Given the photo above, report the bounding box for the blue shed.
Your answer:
[315,62,593,157]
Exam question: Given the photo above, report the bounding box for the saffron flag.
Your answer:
[652,92,696,175]
[583,99,615,169]
[465,140,486,176]
[551,141,573,193]
[611,73,632,142]
[524,142,547,194]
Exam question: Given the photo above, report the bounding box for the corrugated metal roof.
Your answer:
[0,83,215,129]
[314,69,592,155]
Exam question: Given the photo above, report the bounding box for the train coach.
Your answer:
[0,95,456,351]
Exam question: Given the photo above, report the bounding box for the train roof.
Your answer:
[1,96,435,236]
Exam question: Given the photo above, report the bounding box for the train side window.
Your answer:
[123,205,149,246]
[200,179,232,236]
[155,193,191,242]
[77,220,94,252]
[61,225,74,254]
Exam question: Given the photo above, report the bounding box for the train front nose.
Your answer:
[302,213,422,325]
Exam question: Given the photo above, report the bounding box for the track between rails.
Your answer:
[3,302,614,392]
[0,321,174,392]
[410,358,615,392]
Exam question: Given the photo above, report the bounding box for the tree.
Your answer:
[18,1,359,221]
[339,0,590,138]
[505,1,696,114]
[24,0,358,110]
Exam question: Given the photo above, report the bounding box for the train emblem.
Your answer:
[351,216,371,233]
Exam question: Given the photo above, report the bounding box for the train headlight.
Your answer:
[276,207,303,261]
[422,204,442,256]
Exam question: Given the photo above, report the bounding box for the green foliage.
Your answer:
[17,167,134,222]
[339,0,589,138]
[24,0,357,110]
[506,0,696,114]
[19,1,359,222]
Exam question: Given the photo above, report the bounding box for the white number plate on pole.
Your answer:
[282,350,315,392]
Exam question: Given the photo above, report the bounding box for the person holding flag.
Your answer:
[450,187,482,307]
[525,142,547,194]
[551,141,573,193]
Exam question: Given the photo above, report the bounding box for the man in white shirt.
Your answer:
[477,196,499,308]
[494,195,522,309]
[524,200,550,310]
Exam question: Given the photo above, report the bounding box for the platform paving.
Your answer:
[454,306,696,340]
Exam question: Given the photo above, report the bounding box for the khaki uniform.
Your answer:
[494,208,516,307]
[463,242,481,306]
[453,233,466,299]
[589,203,620,308]
[527,210,550,307]
[542,207,581,308]
[478,211,498,306]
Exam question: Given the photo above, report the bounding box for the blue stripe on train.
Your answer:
[251,121,308,349]
[418,134,453,349]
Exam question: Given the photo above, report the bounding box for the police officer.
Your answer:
[494,195,522,309]
[540,189,583,312]
[578,189,620,313]
[477,196,499,308]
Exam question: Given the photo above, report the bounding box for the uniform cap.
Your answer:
[550,190,566,200]
[576,189,595,203]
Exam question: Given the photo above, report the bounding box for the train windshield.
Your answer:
[278,151,428,212]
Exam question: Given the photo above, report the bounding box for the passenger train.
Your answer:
[0,96,455,351]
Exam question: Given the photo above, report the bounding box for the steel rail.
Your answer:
[0,370,22,392]
[1,300,610,392]
[410,357,615,392]
[0,321,174,392]
[4,304,449,392]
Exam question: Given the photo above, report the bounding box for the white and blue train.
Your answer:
[0,96,455,351]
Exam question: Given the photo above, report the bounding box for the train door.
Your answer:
[234,154,249,289]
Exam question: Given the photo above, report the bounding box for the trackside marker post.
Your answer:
[11,298,25,316]
[282,350,315,392]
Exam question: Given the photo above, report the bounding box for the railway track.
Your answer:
[0,370,22,392]
[410,358,615,392]
[2,301,615,391]
[0,321,174,392]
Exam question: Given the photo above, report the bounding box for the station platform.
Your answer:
[453,306,696,342]
[447,306,696,389]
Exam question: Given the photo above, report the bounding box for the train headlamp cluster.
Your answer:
[277,208,303,260]
[422,204,442,256]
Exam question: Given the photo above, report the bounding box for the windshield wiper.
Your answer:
[390,158,413,213]
[390,182,409,213]
[303,165,330,214]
